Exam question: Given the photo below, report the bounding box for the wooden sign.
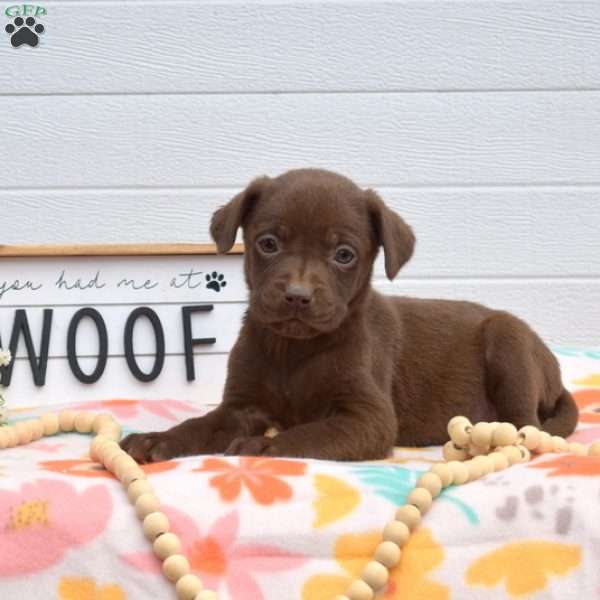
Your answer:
[0,244,246,410]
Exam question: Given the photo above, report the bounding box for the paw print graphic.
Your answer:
[205,272,227,293]
[494,482,575,535]
[5,16,44,47]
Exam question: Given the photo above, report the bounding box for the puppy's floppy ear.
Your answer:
[210,176,270,253]
[366,189,415,280]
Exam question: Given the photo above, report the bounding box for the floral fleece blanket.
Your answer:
[1,348,599,600]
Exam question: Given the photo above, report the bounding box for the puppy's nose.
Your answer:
[284,283,313,307]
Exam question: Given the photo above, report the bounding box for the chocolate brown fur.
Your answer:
[121,169,578,462]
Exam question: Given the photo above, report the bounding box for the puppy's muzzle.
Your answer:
[284,283,314,308]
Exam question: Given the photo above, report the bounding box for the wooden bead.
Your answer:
[5,427,18,448]
[93,413,116,433]
[516,445,531,462]
[493,423,518,447]
[472,455,494,476]
[518,426,541,450]
[374,541,402,568]
[498,446,522,465]
[122,466,146,487]
[568,442,587,456]
[29,419,44,441]
[103,447,127,471]
[163,554,190,583]
[135,493,160,519]
[59,410,76,431]
[536,431,553,453]
[41,413,60,436]
[99,423,122,442]
[74,412,96,433]
[443,441,469,461]
[0,429,8,449]
[90,435,110,462]
[447,461,469,484]
[447,416,471,434]
[332,597,350,600]
[429,463,453,487]
[128,479,153,503]
[114,455,138,479]
[589,442,600,456]
[417,472,442,497]
[361,561,389,591]
[346,579,374,600]
[15,422,33,444]
[465,459,483,482]
[449,422,471,446]
[176,574,204,600]
[407,487,433,513]
[551,436,568,453]
[153,532,182,560]
[471,422,494,448]
[143,512,170,541]
[395,505,421,530]
[382,520,410,546]
[194,593,218,600]
[467,444,489,457]
[488,451,510,471]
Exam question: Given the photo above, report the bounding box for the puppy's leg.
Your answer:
[226,387,397,461]
[481,311,577,436]
[120,405,271,463]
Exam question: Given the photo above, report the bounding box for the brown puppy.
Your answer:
[121,168,578,462]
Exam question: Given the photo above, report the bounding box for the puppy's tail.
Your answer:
[540,388,579,437]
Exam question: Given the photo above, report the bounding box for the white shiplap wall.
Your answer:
[1,0,599,346]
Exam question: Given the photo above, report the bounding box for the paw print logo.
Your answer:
[5,17,45,47]
[493,482,574,535]
[205,272,227,293]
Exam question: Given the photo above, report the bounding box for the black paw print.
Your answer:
[5,17,44,47]
[206,272,227,292]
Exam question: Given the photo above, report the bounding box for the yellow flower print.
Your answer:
[302,528,448,600]
[59,577,127,600]
[384,528,448,599]
[313,475,360,528]
[573,373,600,386]
[466,540,581,597]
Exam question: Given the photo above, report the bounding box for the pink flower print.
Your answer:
[0,479,112,576]
[121,508,306,600]
[71,398,198,422]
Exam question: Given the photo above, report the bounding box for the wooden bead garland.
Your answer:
[0,411,219,599]
[339,416,600,599]
[2,410,598,600]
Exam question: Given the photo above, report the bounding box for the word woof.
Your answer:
[0,306,216,387]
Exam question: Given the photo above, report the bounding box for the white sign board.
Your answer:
[0,245,246,410]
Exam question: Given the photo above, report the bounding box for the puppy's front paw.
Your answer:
[225,435,279,457]
[120,432,185,464]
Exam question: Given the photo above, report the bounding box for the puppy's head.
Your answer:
[211,169,414,339]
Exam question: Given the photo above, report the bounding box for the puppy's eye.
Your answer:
[334,245,356,265]
[257,235,280,255]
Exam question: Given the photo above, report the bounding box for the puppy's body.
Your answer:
[122,169,578,462]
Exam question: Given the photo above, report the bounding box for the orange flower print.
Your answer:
[40,458,178,479]
[530,454,600,477]
[573,389,600,424]
[121,508,306,599]
[193,457,306,505]
[59,577,126,600]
